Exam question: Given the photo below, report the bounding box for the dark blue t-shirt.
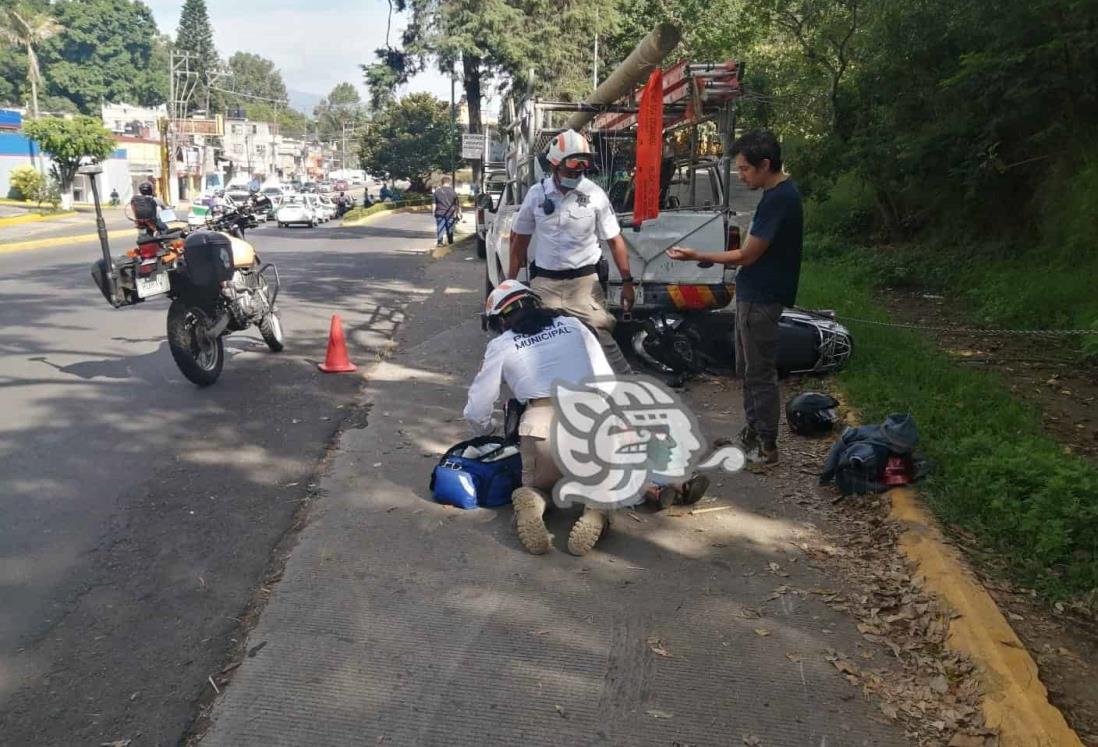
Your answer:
[736,179,803,306]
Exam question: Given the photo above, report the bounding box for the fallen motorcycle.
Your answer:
[91,189,284,387]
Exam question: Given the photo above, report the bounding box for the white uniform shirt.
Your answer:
[464,315,613,436]
[511,177,621,271]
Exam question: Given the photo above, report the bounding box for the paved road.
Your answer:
[0,213,442,744]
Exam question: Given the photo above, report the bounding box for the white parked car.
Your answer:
[315,194,336,222]
[276,194,318,227]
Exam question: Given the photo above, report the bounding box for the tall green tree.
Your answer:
[224,51,288,108]
[23,115,116,208]
[174,0,218,113]
[358,92,458,192]
[314,82,366,165]
[41,0,167,113]
[0,2,62,119]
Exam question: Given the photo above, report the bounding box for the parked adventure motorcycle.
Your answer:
[92,193,284,387]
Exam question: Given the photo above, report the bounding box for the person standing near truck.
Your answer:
[666,130,803,465]
[507,129,634,375]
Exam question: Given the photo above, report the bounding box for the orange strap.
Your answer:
[633,69,663,227]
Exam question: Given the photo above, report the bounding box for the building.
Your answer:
[1,108,130,206]
[102,103,167,138]
[222,117,279,183]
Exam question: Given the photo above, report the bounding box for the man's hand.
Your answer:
[621,282,635,313]
[666,246,697,262]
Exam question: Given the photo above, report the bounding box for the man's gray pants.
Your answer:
[735,301,783,443]
[530,274,633,375]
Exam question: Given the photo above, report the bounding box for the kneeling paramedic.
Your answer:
[463,281,614,556]
[507,129,634,376]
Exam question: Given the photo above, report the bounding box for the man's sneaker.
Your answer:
[745,439,779,467]
[679,473,710,505]
[567,507,608,556]
[511,487,550,555]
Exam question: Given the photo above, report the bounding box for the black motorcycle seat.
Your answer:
[139,230,185,244]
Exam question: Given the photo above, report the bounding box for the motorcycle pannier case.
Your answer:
[182,231,234,289]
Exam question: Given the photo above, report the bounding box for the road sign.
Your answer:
[461,133,486,160]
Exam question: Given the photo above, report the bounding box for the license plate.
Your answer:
[136,272,171,298]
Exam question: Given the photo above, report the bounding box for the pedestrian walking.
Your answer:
[666,130,803,465]
[433,176,460,246]
[465,280,616,556]
[507,129,634,375]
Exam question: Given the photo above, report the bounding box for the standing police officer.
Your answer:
[507,129,634,375]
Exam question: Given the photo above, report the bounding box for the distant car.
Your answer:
[318,180,333,193]
[276,193,318,227]
[314,194,336,222]
[187,193,237,228]
[261,186,285,220]
[332,179,349,192]
[301,182,318,193]
[349,174,364,186]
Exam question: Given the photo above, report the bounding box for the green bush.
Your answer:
[9,166,45,202]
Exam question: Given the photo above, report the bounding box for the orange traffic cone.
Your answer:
[318,314,357,373]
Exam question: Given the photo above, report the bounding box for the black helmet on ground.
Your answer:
[138,181,154,196]
[786,392,841,436]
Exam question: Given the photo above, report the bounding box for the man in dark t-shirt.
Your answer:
[667,130,803,465]
[433,176,460,246]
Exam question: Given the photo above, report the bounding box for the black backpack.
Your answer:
[130,194,159,221]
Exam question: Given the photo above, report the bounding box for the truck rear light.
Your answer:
[726,223,741,251]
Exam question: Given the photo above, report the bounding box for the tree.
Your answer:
[314,82,366,168]
[0,2,62,120]
[41,0,167,113]
[23,115,116,208]
[174,0,218,113]
[362,0,618,189]
[224,51,288,109]
[358,93,458,192]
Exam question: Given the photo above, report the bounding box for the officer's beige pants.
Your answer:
[518,401,560,491]
[530,274,633,375]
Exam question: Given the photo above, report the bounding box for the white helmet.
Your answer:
[485,279,538,319]
[546,129,594,168]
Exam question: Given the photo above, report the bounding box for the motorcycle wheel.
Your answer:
[259,312,284,352]
[167,299,224,386]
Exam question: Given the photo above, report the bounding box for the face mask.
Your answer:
[558,174,583,190]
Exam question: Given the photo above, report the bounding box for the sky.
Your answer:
[144,0,455,108]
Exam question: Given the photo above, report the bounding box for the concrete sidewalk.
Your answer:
[198,249,910,745]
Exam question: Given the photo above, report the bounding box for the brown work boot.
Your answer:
[511,487,550,555]
[567,506,608,556]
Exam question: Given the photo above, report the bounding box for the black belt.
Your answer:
[530,263,598,280]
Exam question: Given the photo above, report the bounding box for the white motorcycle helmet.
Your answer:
[545,129,594,170]
[484,280,540,332]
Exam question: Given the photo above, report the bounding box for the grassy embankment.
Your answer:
[800,165,1098,605]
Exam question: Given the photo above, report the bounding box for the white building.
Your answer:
[222,118,279,182]
[102,103,167,137]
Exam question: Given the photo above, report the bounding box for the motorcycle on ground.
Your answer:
[92,187,284,387]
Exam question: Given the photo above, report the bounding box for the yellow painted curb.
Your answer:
[0,210,76,227]
[888,487,1081,746]
[0,228,134,254]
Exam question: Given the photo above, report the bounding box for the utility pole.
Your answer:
[593,7,599,92]
[450,61,457,186]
